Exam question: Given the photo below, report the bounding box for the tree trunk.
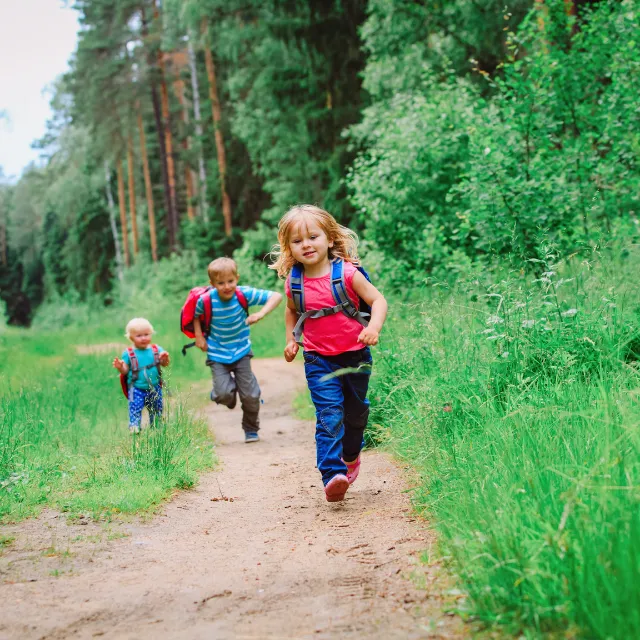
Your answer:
[173,72,196,221]
[116,157,130,268]
[126,134,139,256]
[202,19,232,236]
[187,34,209,222]
[154,3,180,242]
[137,110,158,262]
[141,5,177,252]
[104,161,124,279]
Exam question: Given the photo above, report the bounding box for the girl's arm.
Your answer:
[247,292,283,325]
[352,271,388,346]
[284,297,300,362]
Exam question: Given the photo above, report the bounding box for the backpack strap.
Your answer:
[289,263,305,314]
[330,259,369,327]
[235,289,249,314]
[152,344,162,387]
[200,290,213,336]
[127,347,139,385]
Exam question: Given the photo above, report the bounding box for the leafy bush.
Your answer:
[349,0,640,281]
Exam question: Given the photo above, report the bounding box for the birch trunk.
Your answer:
[104,161,123,279]
[126,135,139,256]
[116,157,130,268]
[187,35,209,222]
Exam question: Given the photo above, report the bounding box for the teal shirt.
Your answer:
[122,346,165,390]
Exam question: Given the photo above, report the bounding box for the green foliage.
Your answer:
[370,245,640,637]
[349,0,640,282]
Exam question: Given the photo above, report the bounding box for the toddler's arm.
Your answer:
[284,298,299,362]
[352,272,388,346]
[247,292,283,325]
[112,357,129,375]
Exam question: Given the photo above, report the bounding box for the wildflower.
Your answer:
[522,319,535,329]
[561,309,578,318]
[487,315,504,325]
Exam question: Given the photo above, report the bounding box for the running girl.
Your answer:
[270,204,387,502]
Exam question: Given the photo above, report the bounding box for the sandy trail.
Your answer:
[0,359,463,639]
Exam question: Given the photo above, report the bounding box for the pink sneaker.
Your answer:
[344,455,361,485]
[324,474,349,502]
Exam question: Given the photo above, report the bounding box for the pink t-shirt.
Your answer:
[286,261,365,356]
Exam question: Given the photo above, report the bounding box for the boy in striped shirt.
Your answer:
[193,257,282,442]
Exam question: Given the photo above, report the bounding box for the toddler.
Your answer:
[112,317,170,434]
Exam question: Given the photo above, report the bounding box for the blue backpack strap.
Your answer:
[330,259,369,327]
[289,263,305,314]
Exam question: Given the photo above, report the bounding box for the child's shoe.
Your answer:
[343,455,361,485]
[129,425,141,435]
[244,431,260,443]
[324,474,349,502]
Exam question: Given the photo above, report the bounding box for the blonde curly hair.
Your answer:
[269,204,360,278]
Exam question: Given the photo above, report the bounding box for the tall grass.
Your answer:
[0,254,285,523]
[370,247,640,638]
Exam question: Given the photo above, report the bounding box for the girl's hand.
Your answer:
[246,312,264,326]
[112,357,127,374]
[284,340,299,362]
[195,336,207,352]
[357,326,380,346]
[159,351,170,366]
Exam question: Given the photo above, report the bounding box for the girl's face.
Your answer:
[211,270,239,301]
[131,329,152,349]
[289,219,333,266]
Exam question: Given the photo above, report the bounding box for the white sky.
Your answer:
[0,1,79,181]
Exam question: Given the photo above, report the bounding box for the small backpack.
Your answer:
[289,258,371,344]
[180,287,249,355]
[119,344,162,398]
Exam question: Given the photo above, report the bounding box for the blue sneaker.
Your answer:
[244,432,260,443]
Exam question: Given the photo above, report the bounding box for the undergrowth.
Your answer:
[370,246,640,638]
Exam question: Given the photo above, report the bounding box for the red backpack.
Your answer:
[119,344,162,398]
[180,287,249,355]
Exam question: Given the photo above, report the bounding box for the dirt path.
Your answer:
[0,359,463,639]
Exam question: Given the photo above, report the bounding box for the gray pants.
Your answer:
[208,353,260,432]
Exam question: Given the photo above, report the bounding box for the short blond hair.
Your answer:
[125,317,154,341]
[208,257,238,282]
[269,204,360,278]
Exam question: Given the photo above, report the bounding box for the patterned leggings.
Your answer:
[128,385,163,428]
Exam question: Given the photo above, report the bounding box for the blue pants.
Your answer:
[303,347,372,486]
[128,385,163,428]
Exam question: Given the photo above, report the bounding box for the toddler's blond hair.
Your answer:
[208,257,239,282]
[269,204,359,278]
[125,317,154,341]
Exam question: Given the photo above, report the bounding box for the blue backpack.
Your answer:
[289,258,371,344]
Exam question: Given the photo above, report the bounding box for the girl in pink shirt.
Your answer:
[271,205,388,503]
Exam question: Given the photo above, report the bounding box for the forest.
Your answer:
[1,0,640,637]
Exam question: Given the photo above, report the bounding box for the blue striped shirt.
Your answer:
[195,286,274,364]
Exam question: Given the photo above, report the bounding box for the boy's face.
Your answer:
[211,270,239,301]
[289,220,333,266]
[131,329,152,349]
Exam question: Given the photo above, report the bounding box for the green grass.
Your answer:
[370,249,640,639]
[0,302,284,523]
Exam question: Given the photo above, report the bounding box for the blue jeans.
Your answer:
[303,347,372,486]
[128,385,163,428]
